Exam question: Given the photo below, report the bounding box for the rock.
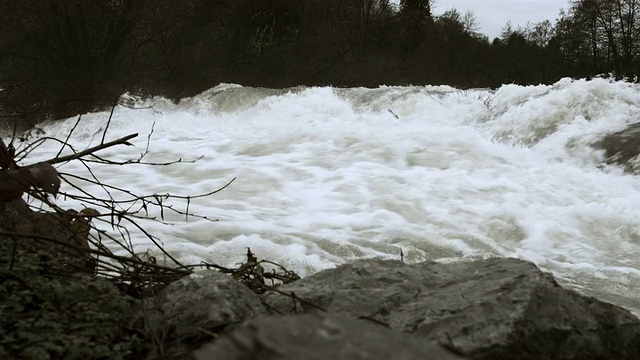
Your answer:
[193,313,466,360]
[594,122,640,172]
[138,270,267,348]
[0,198,95,274]
[0,198,32,226]
[263,258,640,360]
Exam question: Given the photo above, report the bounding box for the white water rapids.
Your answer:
[7,78,640,313]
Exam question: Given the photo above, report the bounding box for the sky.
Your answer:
[432,0,572,40]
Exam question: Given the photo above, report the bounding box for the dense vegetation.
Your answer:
[0,242,143,359]
[0,0,639,122]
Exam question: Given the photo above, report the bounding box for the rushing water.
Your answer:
[6,78,640,314]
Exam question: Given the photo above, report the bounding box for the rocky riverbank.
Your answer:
[142,257,640,360]
[3,232,640,360]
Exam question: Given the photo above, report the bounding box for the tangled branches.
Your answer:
[0,104,234,295]
[187,248,301,294]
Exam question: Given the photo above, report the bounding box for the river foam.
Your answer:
[7,77,640,313]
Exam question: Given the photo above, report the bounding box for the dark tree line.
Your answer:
[0,0,638,123]
[555,0,640,77]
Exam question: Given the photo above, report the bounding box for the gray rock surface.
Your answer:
[193,313,466,360]
[594,122,640,172]
[139,270,267,343]
[263,258,640,360]
[0,198,95,274]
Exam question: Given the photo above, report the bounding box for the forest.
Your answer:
[0,0,639,122]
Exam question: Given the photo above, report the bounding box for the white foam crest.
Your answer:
[9,78,640,313]
[481,78,640,163]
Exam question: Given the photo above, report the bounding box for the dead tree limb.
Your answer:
[38,133,138,165]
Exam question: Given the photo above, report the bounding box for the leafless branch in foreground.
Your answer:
[1,98,234,294]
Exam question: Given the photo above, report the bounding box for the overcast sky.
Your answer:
[432,0,572,40]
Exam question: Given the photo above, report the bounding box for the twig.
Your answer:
[37,133,138,166]
[55,114,82,158]
[266,287,327,312]
[101,90,123,144]
[358,316,391,329]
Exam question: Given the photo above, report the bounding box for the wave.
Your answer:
[7,77,640,314]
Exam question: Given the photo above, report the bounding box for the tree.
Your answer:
[462,10,482,37]
[400,0,432,14]
[0,0,203,121]
[397,0,435,53]
[529,20,556,47]
[553,0,640,77]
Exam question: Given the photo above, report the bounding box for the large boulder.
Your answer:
[137,270,268,355]
[594,122,640,172]
[0,198,96,274]
[263,258,640,360]
[193,313,466,360]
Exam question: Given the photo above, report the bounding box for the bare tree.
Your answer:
[462,10,481,37]
[555,0,640,76]
[529,20,556,47]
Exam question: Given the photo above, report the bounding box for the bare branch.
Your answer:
[36,133,138,166]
